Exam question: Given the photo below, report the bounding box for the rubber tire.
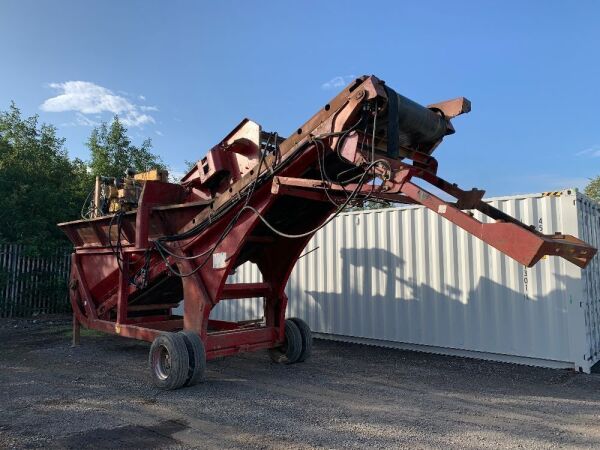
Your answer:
[148,332,190,390]
[269,319,303,364]
[179,330,207,387]
[290,317,312,362]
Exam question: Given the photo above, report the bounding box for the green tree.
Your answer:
[184,159,197,172]
[584,176,600,202]
[0,102,91,253]
[87,116,165,178]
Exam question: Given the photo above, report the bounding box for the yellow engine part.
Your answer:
[108,199,121,213]
[100,169,169,215]
[134,169,168,182]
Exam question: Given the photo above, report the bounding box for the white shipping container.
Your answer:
[194,189,600,373]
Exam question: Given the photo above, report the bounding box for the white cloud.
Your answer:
[321,75,355,90]
[75,113,99,127]
[140,105,159,112]
[60,113,100,127]
[155,130,164,136]
[42,81,128,114]
[121,113,154,127]
[576,144,600,157]
[138,95,146,101]
[40,81,155,127]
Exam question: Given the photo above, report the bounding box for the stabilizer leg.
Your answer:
[72,314,80,347]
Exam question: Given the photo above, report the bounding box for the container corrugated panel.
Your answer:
[577,192,600,366]
[208,189,600,372]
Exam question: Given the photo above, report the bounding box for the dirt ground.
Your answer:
[1,317,600,449]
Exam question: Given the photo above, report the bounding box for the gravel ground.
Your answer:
[1,316,600,449]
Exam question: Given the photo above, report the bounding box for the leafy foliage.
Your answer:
[184,159,197,172]
[347,200,393,212]
[584,176,600,202]
[87,116,165,178]
[0,103,91,254]
[0,105,168,316]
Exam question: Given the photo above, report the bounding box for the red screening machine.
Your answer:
[59,76,596,389]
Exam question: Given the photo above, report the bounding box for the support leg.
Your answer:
[116,252,129,324]
[72,314,80,347]
[181,271,212,340]
[265,293,288,341]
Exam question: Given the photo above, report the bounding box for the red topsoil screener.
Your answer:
[59,76,596,389]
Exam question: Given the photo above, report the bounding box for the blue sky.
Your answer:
[0,1,598,195]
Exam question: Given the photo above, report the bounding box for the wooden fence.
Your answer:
[0,244,71,318]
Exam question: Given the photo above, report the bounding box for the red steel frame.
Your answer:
[60,75,596,361]
[66,165,333,359]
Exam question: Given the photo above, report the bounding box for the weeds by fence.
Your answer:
[0,244,71,318]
